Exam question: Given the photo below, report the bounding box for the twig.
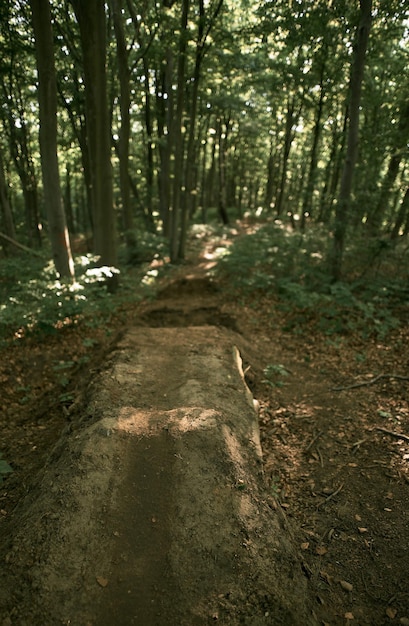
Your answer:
[316,446,324,468]
[305,431,324,452]
[375,427,409,443]
[351,438,369,454]
[317,483,344,509]
[332,374,409,391]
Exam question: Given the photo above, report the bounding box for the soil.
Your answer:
[0,222,408,625]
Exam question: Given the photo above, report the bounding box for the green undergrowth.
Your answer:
[1,221,408,344]
[216,220,408,338]
[0,234,169,344]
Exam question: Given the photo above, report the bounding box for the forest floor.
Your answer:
[0,221,408,625]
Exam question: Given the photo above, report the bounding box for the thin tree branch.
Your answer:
[332,374,409,391]
[0,231,43,257]
[375,427,409,443]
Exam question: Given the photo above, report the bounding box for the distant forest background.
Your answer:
[0,0,408,328]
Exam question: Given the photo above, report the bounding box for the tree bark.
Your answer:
[392,186,409,240]
[178,0,224,258]
[275,96,301,217]
[0,145,16,255]
[70,0,118,288]
[110,0,135,252]
[30,0,75,280]
[330,0,372,281]
[169,0,190,262]
[301,61,326,229]
[367,101,409,235]
[156,50,174,238]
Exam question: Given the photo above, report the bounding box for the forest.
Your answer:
[1,1,409,623]
[0,0,407,315]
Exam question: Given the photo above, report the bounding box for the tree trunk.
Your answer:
[0,145,16,255]
[217,117,230,225]
[71,0,118,289]
[30,0,75,280]
[391,187,409,240]
[169,0,190,263]
[2,104,42,248]
[110,0,135,253]
[301,62,325,229]
[367,101,409,235]
[64,165,75,234]
[142,55,155,227]
[156,51,174,238]
[178,0,224,258]
[275,96,300,217]
[330,0,372,282]
[264,136,277,212]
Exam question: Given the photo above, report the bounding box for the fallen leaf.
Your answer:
[96,576,108,588]
[320,571,333,585]
[340,580,353,592]
[358,527,368,533]
[301,542,309,550]
[386,607,397,619]
[344,612,354,620]
[316,545,327,556]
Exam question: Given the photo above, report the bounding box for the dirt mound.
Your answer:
[0,327,315,625]
[157,276,219,299]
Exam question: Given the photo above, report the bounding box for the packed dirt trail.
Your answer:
[0,323,313,625]
[0,223,408,625]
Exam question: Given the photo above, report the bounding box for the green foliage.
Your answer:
[262,363,290,388]
[216,221,406,338]
[0,249,162,343]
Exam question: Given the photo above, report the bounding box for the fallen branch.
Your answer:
[375,427,409,443]
[317,483,344,509]
[305,431,323,452]
[0,231,43,257]
[332,374,409,391]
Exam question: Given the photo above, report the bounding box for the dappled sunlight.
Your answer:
[116,406,220,435]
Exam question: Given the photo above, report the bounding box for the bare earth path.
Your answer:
[0,223,408,625]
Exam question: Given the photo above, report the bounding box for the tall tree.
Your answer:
[169,0,190,262]
[330,0,373,282]
[29,0,74,280]
[0,143,16,254]
[70,0,118,288]
[110,0,135,252]
[366,100,409,235]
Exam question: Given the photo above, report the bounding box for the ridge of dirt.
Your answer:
[0,222,408,625]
